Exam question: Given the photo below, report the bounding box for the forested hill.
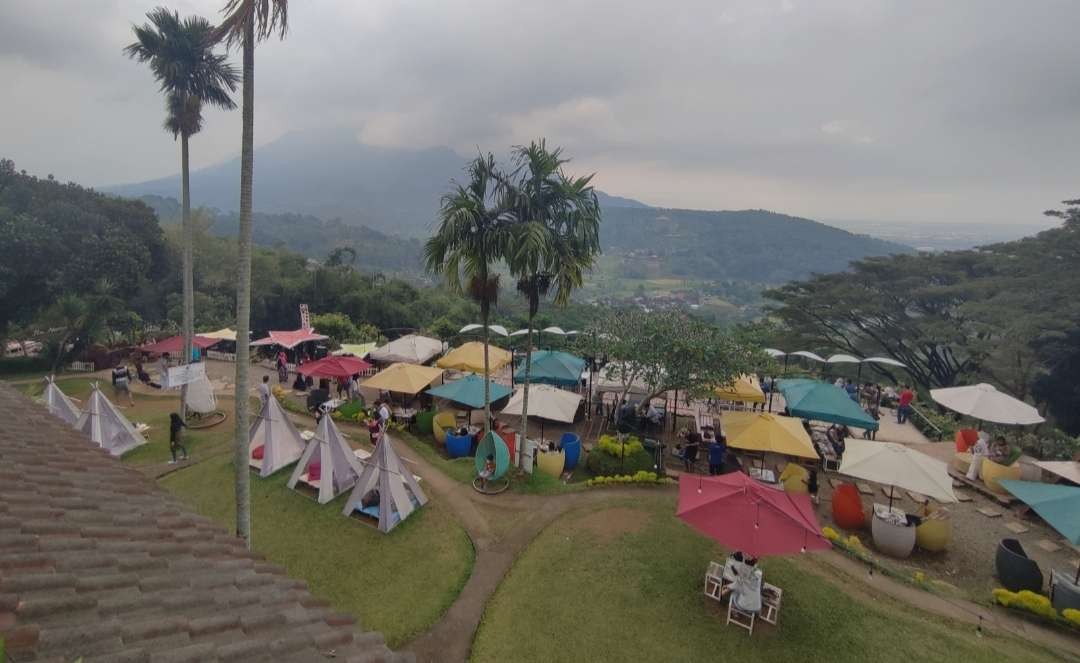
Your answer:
[600,207,910,283]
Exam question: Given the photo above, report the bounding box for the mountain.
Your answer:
[595,191,650,209]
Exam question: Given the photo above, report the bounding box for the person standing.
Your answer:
[897,385,915,424]
[168,412,189,463]
[276,351,288,383]
[707,434,727,475]
[111,362,135,407]
[378,399,392,430]
[158,352,171,389]
[348,374,361,402]
[258,374,271,407]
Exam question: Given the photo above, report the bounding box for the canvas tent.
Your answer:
[249,394,306,477]
[43,376,81,426]
[342,432,428,533]
[74,383,146,457]
[287,414,361,504]
[369,334,443,365]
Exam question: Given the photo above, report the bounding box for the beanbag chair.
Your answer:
[251,445,265,460]
[307,461,322,481]
[831,483,866,530]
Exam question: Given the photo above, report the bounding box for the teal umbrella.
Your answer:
[426,374,511,410]
[778,379,879,431]
[514,350,585,388]
[1001,480,1080,582]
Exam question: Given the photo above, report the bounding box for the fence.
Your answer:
[67,361,95,373]
[206,350,236,362]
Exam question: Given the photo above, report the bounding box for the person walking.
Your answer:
[276,351,289,384]
[168,413,189,464]
[111,362,135,407]
[897,385,915,424]
[707,434,727,475]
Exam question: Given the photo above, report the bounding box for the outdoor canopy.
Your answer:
[437,342,512,373]
[426,374,511,409]
[333,342,378,357]
[140,334,220,354]
[777,379,879,431]
[73,383,146,457]
[501,384,582,424]
[368,334,443,365]
[676,473,830,557]
[297,355,373,381]
[248,393,306,477]
[722,412,818,459]
[1033,461,1080,485]
[250,328,329,350]
[342,432,428,533]
[930,383,1045,425]
[200,327,237,341]
[999,480,1080,545]
[287,414,361,504]
[514,350,585,388]
[839,438,957,504]
[714,374,766,404]
[43,376,81,426]
[362,362,444,395]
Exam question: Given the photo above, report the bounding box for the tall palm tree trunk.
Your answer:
[482,303,491,433]
[180,127,193,420]
[518,318,534,463]
[232,21,254,548]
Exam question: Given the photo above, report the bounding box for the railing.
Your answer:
[206,350,235,362]
[908,404,944,441]
[68,361,95,373]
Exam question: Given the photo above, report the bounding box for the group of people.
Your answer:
[675,425,729,475]
[965,431,1013,481]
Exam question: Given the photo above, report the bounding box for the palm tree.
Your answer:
[507,141,602,449]
[125,8,238,419]
[215,0,289,547]
[425,154,516,432]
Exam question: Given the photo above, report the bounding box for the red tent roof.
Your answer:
[676,473,829,558]
[297,355,373,380]
[140,335,220,355]
[250,328,329,350]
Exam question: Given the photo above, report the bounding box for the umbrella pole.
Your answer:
[888,485,895,511]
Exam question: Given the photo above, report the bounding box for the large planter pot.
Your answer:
[995,538,1043,593]
[446,433,472,459]
[779,463,809,494]
[536,450,566,478]
[871,514,916,558]
[560,433,582,471]
[915,515,952,552]
[981,458,1021,494]
[1050,570,1080,613]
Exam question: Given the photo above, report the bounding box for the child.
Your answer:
[479,453,495,490]
[807,468,820,505]
[168,413,189,464]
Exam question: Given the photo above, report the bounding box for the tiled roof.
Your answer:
[0,384,412,663]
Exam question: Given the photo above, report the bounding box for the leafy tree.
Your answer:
[215,0,289,548]
[425,154,516,430]
[505,140,602,446]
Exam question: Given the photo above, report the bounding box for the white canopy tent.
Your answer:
[43,376,81,426]
[502,384,582,424]
[342,433,428,533]
[74,383,146,457]
[287,415,361,504]
[248,394,306,477]
[368,334,444,365]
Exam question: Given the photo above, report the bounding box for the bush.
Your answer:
[595,434,644,458]
[993,588,1059,620]
[910,406,958,441]
[1064,608,1080,628]
[586,471,674,488]
[1016,429,1080,461]
[586,445,656,477]
[0,356,52,375]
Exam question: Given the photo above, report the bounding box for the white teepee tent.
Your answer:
[342,432,428,533]
[74,383,146,457]
[287,414,361,504]
[43,376,81,426]
[248,393,306,477]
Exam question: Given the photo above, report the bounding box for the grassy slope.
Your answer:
[160,456,474,647]
[471,497,1059,663]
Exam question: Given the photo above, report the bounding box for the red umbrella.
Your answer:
[140,335,220,354]
[676,473,830,558]
[297,355,373,381]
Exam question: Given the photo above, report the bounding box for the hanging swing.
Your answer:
[472,430,512,495]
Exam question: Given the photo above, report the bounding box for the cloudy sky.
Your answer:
[2,0,1077,226]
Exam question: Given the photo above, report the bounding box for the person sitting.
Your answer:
[360,488,380,509]
[457,426,470,437]
[989,435,1011,464]
[478,453,496,490]
[292,372,307,392]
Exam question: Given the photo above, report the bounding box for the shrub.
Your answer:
[910,407,958,441]
[821,526,839,542]
[1063,609,1080,628]
[0,356,52,376]
[586,445,655,477]
[586,471,674,488]
[595,434,644,458]
[993,588,1058,620]
[1016,429,1080,461]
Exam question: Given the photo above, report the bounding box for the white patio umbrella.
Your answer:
[789,350,826,362]
[929,383,1044,426]
[826,354,861,364]
[501,384,582,439]
[863,356,907,368]
[839,438,957,508]
[459,323,509,337]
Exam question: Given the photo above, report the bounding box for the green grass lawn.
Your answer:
[471,496,1058,663]
[160,457,474,647]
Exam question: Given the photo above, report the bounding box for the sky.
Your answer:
[2,0,1078,227]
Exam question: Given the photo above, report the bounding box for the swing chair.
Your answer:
[472,430,512,495]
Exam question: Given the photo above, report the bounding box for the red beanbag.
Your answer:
[307,462,321,481]
[832,482,866,530]
[251,445,265,460]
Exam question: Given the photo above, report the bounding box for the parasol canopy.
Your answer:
[200,327,237,341]
[714,374,765,404]
[333,342,378,357]
[501,384,581,423]
[426,374,512,409]
[437,341,512,373]
[778,380,879,430]
[723,412,818,459]
[930,383,1044,425]
[250,328,328,350]
[839,438,957,504]
[677,473,830,558]
[140,334,220,355]
[362,362,444,395]
[999,480,1080,545]
[368,334,443,365]
[514,350,585,388]
[297,355,373,381]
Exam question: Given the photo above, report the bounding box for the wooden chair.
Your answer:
[760,582,782,625]
[726,600,755,635]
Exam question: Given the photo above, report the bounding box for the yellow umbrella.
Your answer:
[723,412,818,459]
[436,341,512,373]
[714,374,765,404]
[362,362,444,395]
[200,327,237,341]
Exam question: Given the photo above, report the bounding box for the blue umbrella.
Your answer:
[426,374,511,410]
[514,350,585,388]
[777,379,879,431]
[1001,480,1080,582]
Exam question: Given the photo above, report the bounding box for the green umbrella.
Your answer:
[778,379,879,431]
[1000,480,1080,582]
[514,350,585,388]
[426,374,511,410]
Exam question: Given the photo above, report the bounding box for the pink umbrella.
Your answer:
[297,355,373,381]
[677,473,830,557]
[140,334,220,354]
